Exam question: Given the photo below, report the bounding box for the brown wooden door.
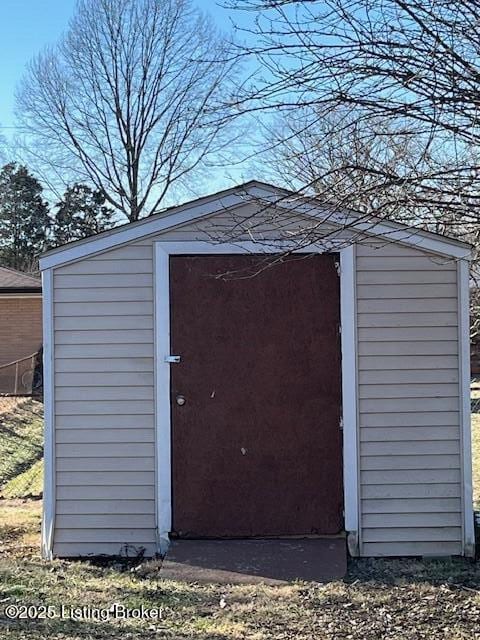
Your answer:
[170,254,343,538]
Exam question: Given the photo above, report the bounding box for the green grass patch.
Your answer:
[472,414,480,510]
[0,398,43,499]
[471,384,480,510]
[2,459,43,499]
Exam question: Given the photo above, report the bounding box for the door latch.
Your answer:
[164,355,181,363]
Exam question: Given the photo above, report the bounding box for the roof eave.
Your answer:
[0,288,42,295]
[39,182,472,270]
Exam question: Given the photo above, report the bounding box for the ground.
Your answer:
[0,397,43,499]
[2,398,480,638]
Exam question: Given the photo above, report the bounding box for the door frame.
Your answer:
[153,241,359,554]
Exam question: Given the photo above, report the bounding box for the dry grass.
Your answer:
[2,499,480,639]
[2,393,480,637]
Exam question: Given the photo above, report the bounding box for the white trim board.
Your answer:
[153,240,359,553]
[40,269,55,560]
[40,183,471,270]
[153,244,172,555]
[340,245,360,556]
[458,259,475,557]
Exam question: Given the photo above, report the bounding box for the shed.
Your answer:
[0,267,42,394]
[39,181,474,560]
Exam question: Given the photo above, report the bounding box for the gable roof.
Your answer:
[0,266,41,293]
[39,181,472,269]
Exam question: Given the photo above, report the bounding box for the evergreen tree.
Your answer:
[0,163,50,272]
[52,184,114,246]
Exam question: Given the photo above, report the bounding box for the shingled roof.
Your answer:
[0,266,41,293]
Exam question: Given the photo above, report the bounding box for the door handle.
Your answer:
[176,395,186,406]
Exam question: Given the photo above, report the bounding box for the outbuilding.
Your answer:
[39,181,474,560]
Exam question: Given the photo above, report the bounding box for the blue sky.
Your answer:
[0,0,76,129]
[0,0,254,199]
[0,0,237,131]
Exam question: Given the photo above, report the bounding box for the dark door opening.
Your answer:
[169,254,343,538]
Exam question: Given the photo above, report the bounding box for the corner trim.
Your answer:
[458,259,475,557]
[41,269,55,560]
[340,245,360,556]
[154,244,172,554]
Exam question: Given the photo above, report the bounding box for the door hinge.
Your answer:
[164,355,181,363]
[334,261,341,276]
[339,417,344,430]
[338,324,342,336]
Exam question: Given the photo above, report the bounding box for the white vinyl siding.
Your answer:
[356,242,462,556]
[52,242,157,557]
[50,204,466,558]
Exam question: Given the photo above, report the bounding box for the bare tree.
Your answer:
[17,0,237,222]
[222,0,480,332]
[261,106,449,220]
[260,103,480,334]
[226,0,480,233]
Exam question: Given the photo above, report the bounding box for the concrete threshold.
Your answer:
[160,538,347,585]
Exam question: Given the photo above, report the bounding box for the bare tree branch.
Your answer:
[16,0,239,221]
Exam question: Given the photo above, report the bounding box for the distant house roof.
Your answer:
[0,266,42,294]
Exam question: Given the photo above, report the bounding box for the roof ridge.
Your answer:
[40,181,472,268]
